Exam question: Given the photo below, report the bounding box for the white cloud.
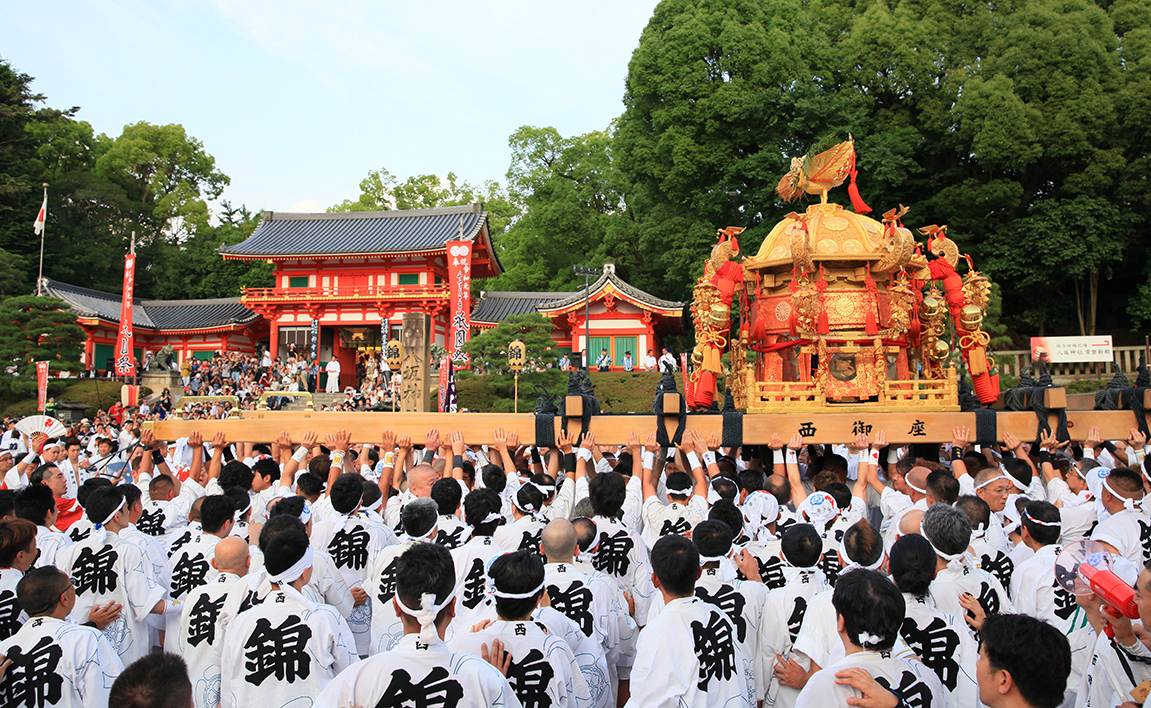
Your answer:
[286,198,322,213]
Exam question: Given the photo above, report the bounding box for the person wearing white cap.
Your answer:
[450,549,590,708]
[220,527,358,708]
[1089,465,1151,568]
[318,543,520,708]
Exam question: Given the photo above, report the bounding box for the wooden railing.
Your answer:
[994,345,1150,381]
[240,284,449,304]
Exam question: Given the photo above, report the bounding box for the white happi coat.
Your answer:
[0,615,124,708]
[220,587,359,708]
[494,515,547,553]
[310,513,397,655]
[761,565,830,708]
[0,566,28,641]
[315,633,522,708]
[588,515,656,624]
[626,595,754,708]
[168,535,220,601]
[1010,543,1080,635]
[366,539,418,654]
[899,593,978,708]
[929,557,1013,627]
[450,618,590,708]
[34,525,72,569]
[166,572,245,708]
[796,648,947,708]
[448,535,508,636]
[58,530,165,665]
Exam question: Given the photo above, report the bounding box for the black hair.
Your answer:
[954,495,991,532]
[224,486,251,520]
[199,495,236,534]
[925,470,960,505]
[0,489,15,519]
[711,477,737,502]
[513,484,544,516]
[0,518,37,566]
[307,456,331,480]
[489,549,545,620]
[842,519,883,567]
[29,464,58,487]
[121,484,142,508]
[693,520,734,559]
[402,498,439,538]
[85,486,126,525]
[1106,466,1144,496]
[259,514,306,553]
[110,652,193,708]
[431,478,463,516]
[395,543,456,621]
[268,496,306,524]
[1022,500,1061,546]
[1003,457,1033,488]
[832,569,905,650]
[614,451,633,478]
[295,472,325,499]
[330,473,364,514]
[889,533,936,598]
[15,484,56,526]
[981,614,1072,708]
[17,565,72,616]
[736,469,765,494]
[77,477,113,508]
[264,528,310,578]
[219,460,254,491]
[251,457,279,484]
[361,480,381,510]
[781,523,823,568]
[529,473,556,501]
[480,464,506,493]
[824,482,851,510]
[708,499,744,537]
[463,488,502,535]
[665,471,693,500]
[572,517,597,553]
[588,472,626,519]
[651,534,699,599]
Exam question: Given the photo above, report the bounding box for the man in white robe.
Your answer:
[448,488,509,636]
[626,534,754,708]
[366,498,439,653]
[168,495,234,602]
[0,565,124,708]
[220,527,358,708]
[167,536,250,708]
[316,542,521,708]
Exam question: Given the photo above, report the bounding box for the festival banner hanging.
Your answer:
[438,357,449,412]
[36,362,48,413]
[447,241,472,364]
[446,359,458,413]
[114,253,137,376]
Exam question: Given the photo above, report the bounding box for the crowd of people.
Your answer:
[0,403,1149,708]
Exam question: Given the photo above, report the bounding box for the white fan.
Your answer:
[15,415,68,439]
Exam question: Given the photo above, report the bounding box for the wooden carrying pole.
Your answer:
[145,388,1151,446]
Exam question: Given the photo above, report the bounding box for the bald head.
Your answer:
[899,509,925,537]
[906,467,930,499]
[541,519,577,562]
[213,536,250,575]
[408,464,440,498]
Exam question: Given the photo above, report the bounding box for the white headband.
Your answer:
[530,482,555,495]
[268,546,314,586]
[492,580,545,599]
[365,496,384,514]
[1103,477,1140,513]
[1023,510,1060,527]
[905,477,927,496]
[839,553,886,576]
[477,511,502,526]
[93,497,126,544]
[395,591,456,644]
[512,494,539,515]
[975,475,1011,491]
[666,481,694,495]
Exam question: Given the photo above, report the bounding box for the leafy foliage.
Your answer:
[463,313,560,376]
[0,296,85,396]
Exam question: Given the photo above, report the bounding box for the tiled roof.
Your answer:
[41,279,259,331]
[219,203,497,262]
[470,291,576,325]
[537,263,684,313]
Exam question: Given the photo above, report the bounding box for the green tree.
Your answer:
[462,313,563,411]
[151,202,274,300]
[0,295,85,397]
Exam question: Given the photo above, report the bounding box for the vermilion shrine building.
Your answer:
[46,204,685,384]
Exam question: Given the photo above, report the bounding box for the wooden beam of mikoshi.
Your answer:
[144,406,1151,446]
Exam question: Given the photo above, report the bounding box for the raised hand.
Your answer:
[580,431,595,451]
[951,425,970,450]
[188,430,203,447]
[276,430,293,450]
[211,431,227,449]
[380,430,396,451]
[788,433,803,451]
[425,428,441,452]
[556,427,573,454]
[302,430,318,450]
[450,430,466,456]
[874,430,887,449]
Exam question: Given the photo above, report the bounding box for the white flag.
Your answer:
[32,191,46,235]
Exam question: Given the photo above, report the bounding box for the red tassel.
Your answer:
[816,266,830,334]
[865,264,879,335]
[848,169,872,214]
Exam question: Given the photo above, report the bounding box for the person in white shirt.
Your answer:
[0,565,125,708]
[626,534,754,707]
[1089,465,1151,568]
[658,347,676,372]
[795,569,946,708]
[324,359,341,393]
[317,542,520,708]
[641,350,657,372]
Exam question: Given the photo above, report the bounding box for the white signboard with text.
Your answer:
[1030,336,1113,363]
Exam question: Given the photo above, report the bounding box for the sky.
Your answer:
[2,0,660,214]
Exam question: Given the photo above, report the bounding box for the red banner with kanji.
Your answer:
[36,361,48,412]
[114,253,136,376]
[447,241,472,364]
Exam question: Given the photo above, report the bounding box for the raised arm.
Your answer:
[688,430,711,498]
[785,432,807,509]
[377,430,397,497]
[575,431,595,481]
[949,426,970,480]
[449,431,466,480]
[854,430,883,501]
[209,431,227,482]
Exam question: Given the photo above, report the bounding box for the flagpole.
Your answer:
[36,183,47,296]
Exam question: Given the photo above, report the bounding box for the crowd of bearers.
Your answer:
[7,408,1151,708]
